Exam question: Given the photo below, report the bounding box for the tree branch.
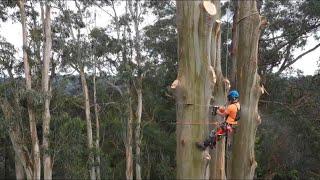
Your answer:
[276,42,320,75]
[259,100,296,115]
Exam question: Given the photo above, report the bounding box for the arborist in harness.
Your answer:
[196,90,241,150]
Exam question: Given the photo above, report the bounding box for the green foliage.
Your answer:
[256,74,320,179]
[90,27,121,58]
[142,123,176,179]
[52,115,89,179]
[0,0,16,22]
[259,0,320,75]
[0,37,16,71]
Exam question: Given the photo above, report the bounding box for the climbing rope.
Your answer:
[175,121,220,125]
[175,102,215,107]
[174,102,226,125]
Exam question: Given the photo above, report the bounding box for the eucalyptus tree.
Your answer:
[90,26,121,180]
[18,1,41,178]
[127,0,147,179]
[41,2,53,179]
[61,39,96,179]
[0,0,53,179]
[54,1,96,178]
[173,1,220,178]
[91,1,134,178]
[120,3,134,179]
[84,1,136,178]
[230,0,267,178]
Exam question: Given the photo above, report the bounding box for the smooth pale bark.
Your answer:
[125,94,134,180]
[68,4,96,179]
[209,1,228,179]
[135,89,142,180]
[230,1,264,179]
[18,0,40,179]
[123,2,133,180]
[41,4,53,180]
[79,67,96,180]
[128,1,143,179]
[93,68,101,180]
[15,155,25,180]
[175,1,216,179]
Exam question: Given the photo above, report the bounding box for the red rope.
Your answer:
[175,121,220,125]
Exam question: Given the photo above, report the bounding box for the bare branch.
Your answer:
[276,42,320,75]
[259,100,296,115]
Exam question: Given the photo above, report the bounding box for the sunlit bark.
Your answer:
[80,67,96,180]
[18,0,40,179]
[41,4,53,179]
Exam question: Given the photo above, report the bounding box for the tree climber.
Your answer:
[196,90,241,150]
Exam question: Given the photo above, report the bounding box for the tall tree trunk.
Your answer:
[135,88,142,180]
[15,154,25,180]
[18,0,40,179]
[209,1,228,179]
[129,0,143,179]
[125,93,134,180]
[123,2,133,180]
[93,67,101,180]
[79,67,96,180]
[230,0,239,88]
[41,4,53,180]
[230,1,264,179]
[175,1,217,179]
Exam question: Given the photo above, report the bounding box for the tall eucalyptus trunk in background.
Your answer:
[18,0,41,178]
[124,2,133,179]
[41,3,53,179]
[128,0,143,179]
[79,66,96,180]
[93,62,101,180]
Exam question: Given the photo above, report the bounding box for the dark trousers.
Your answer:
[203,123,233,149]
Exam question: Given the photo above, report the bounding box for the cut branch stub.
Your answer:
[171,79,180,89]
[260,84,270,95]
[209,66,217,87]
[260,16,269,28]
[214,20,221,37]
[203,1,216,16]
[223,79,231,91]
[203,151,211,160]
